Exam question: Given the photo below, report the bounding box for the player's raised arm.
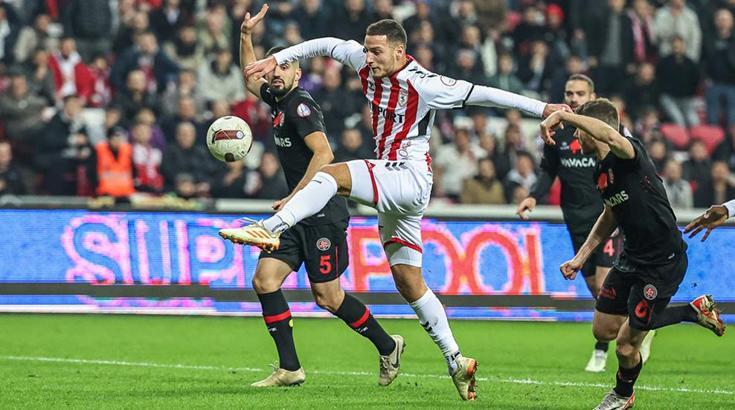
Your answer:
[245,37,366,79]
[540,101,634,159]
[240,4,269,99]
[560,205,618,280]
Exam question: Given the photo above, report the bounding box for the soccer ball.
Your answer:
[206,116,253,162]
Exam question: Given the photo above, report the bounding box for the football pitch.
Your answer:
[0,314,732,409]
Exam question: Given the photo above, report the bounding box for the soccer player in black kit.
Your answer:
[516,75,637,372]
[540,99,726,410]
[233,6,403,387]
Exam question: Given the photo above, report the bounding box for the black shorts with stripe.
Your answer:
[259,220,349,283]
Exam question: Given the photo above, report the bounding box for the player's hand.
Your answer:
[241,4,269,35]
[272,194,293,211]
[539,110,565,145]
[560,258,583,280]
[516,197,537,220]
[684,205,729,242]
[542,103,572,118]
[245,55,277,80]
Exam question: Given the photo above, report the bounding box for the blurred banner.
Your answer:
[0,209,733,321]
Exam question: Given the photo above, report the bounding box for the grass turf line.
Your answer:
[0,314,732,409]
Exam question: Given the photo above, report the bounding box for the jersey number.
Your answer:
[319,255,332,274]
[604,239,615,257]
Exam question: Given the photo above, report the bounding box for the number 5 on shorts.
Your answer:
[319,255,332,274]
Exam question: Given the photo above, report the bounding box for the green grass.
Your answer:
[0,314,732,409]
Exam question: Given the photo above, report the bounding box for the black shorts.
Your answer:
[595,252,688,330]
[570,231,624,278]
[259,221,349,283]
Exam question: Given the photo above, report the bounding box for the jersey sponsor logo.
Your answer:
[407,67,437,79]
[604,190,629,208]
[569,139,582,154]
[274,136,292,147]
[560,157,596,168]
[296,103,311,117]
[599,286,617,300]
[316,237,331,251]
[273,112,284,128]
[643,284,658,300]
[370,102,405,123]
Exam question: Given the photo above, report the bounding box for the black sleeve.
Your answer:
[260,83,276,108]
[288,97,326,139]
[626,136,648,168]
[530,143,559,200]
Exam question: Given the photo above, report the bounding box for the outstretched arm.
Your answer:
[245,37,365,79]
[465,85,568,118]
[540,110,635,159]
[239,4,269,99]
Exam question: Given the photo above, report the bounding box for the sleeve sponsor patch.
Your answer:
[296,103,312,117]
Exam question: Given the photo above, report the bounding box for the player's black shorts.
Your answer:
[595,251,688,330]
[259,220,349,283]
[570,231,623,278]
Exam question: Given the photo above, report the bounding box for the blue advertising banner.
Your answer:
[0,209,732,320]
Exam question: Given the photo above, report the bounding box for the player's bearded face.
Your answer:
[564,81,595,109]
[267,62,300,97]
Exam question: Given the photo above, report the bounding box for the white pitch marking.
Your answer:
[1,355,732,396]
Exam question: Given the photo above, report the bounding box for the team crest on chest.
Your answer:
[316,237,331,251]
[296,103,311,117]
[398,91,407,106]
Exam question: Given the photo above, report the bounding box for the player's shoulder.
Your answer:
[286,88,323,115]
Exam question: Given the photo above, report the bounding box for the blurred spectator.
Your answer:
[625,62,659,121]
[198,4,231,57]
[95,126,135,198]
[0,141,26,195]
[451,49,487,85]
[160,96,204,142]
[25,48,56,105]
[512,4,545,56]
[113,10,150,55]
[460,157,506,205]
[150,0,192,45]
[173,172,196,199]
[504,150,537,201]
[88,55,112,108]
[333,0,372,42]
[714,124,735,169]
[435,128,481,200]
[61,0,113,62]
[334,128,372,162]
[628,0,657,63]
[0,71,46,148]
[131,121,163,193]
[255,151,288,200]
[656,36,700,127]
[587,0,635,96]
[111,31,179,94]
[488,53,524,95]
[13,13,56,64]
[296,0,330,40]
[695,160,735,207]
[112,69,161,124]
[49,37,94,103]
[212,159,257,199]
[161,69,205,117]
[517,40,550,95]
[160,121,214,195]
[648,139,669,173]
[163,25,203,71]
[683,139,712,197]
[314,67,358,137]
[662,158,693,209]
[373,0,394,21]
[0,4,19,64]
[703,8,735,127]
[36,95,95,196]
[197,48,245,105]
[653,0,702,61]
[549,54,585,103]
[133,108,167,151]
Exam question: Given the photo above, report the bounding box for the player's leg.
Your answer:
[381,212,477,400]
[594,320,645,410]
[302,222,403,386]
[590,267,632,374]
[251,251,305,387]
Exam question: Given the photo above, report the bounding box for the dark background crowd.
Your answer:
[0,0,734,210]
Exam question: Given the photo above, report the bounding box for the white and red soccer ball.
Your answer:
[206,116,253,162]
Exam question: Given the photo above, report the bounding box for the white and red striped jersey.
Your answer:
[332,40,474,161]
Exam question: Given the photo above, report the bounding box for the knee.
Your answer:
[313,290,342,313]
[615,339,638,360]
[593,323,619,342]
[252,274,278,294]
[392,271,427,302]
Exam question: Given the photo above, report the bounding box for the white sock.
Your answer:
[409,289,461,374]
[263,171,338,233]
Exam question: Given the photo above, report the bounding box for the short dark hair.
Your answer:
[575,98,620,130]
[567,74,595,93]
[366,19,407,46]
[266,46,299,67]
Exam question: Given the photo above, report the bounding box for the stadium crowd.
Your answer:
[0,0,734,209]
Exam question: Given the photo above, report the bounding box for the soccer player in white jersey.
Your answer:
[220,18,568,401]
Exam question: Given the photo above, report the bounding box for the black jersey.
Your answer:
[594,136,685,266]
[531,125,632,235]
[261,84,349,225]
